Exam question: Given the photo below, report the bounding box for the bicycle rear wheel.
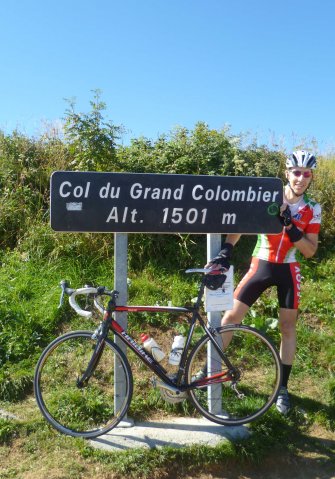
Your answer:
[34,330,133,438]
[186,325,282,426]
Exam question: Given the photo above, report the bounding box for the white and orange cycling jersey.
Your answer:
[253,193,322,263]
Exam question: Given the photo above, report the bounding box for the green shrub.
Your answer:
[312,156,335,250]
[0,419,19,445]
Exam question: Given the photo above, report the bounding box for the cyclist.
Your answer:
[207,151,321,415]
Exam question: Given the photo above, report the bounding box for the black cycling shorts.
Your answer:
[234,257,301,310]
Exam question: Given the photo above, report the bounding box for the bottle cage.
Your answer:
[203,274,227,290]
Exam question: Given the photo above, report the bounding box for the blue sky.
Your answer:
[1,0,334,153]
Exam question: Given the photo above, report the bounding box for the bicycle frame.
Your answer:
[93,277,236,393]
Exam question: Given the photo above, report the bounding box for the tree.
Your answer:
[63,89,124,171]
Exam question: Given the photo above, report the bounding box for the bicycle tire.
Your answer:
[34,330,133,438]
[185,324,282,426]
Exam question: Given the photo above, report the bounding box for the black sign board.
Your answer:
[50,171,283,234]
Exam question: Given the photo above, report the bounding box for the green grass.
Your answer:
[1,404,333,479]
[1,109,335,477]
[0,237,334,478]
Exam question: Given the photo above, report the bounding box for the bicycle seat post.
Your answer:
[194,277,206,309]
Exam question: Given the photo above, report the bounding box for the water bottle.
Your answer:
[140,333,165,362]
[168,335,185,365]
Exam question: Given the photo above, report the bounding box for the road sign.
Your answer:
[50,171,283,234]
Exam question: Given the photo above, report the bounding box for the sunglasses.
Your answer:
[290,170,312,178]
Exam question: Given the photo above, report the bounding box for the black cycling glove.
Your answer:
[209,242,233,270]
[286,225,303,243]
[279,205,292,226]
[279,206,303,242]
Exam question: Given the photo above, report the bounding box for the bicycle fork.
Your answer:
[76,323,107,388]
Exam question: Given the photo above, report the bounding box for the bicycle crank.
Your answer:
[151,377,187,404]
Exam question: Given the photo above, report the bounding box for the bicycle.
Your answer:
[34,269,282,438]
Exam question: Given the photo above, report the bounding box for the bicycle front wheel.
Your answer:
[186,325,282,426]
[34,331,133,438]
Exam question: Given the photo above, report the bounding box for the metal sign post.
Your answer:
[113,233,133,426]
[207,234,223,415]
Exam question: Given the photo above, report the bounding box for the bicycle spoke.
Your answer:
[34,331,133,438]
[186,325,282,426]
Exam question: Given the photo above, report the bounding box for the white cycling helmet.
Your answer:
[286,150,317,169]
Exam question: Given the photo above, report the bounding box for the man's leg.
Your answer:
[222,258,269,328]
[222,299,250,326]
[276,308,298,415]
[279,308,297,365]
[220,299,250,349]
